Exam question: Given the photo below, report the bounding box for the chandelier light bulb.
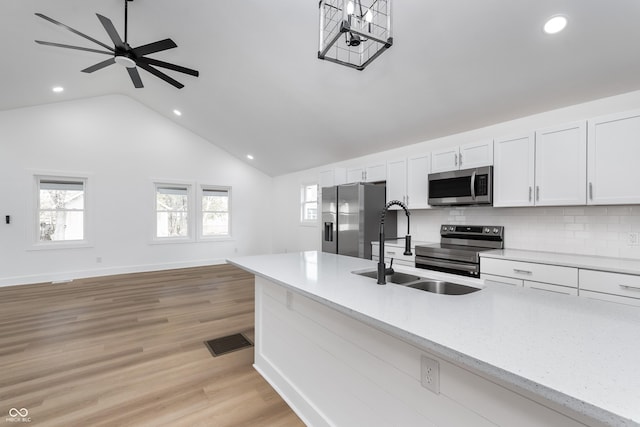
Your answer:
[365,9,373,23]
[346,1,355,15]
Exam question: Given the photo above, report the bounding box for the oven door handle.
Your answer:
[470,170,476,200]
[415,257,479,274]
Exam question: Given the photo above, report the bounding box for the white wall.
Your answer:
[0,95,273,286]
[272,90,640,259]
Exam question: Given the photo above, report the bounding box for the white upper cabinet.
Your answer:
[431,140,493,173]
[493,133,535,207]
[386,159,407,206]
[460,140,494,169]
[319,168,347,188]
[407,154,430,209]
[535,121,587,206]
[385,154,431,209]
[494,122,587,208]
[431,147,459,173]
[587,110,640,205]
[346,162,386,183]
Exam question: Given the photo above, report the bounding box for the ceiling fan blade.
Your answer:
[96,14,124,49]
[132,39,177,56]
[136,57,199,77]
[35,13,114,52]
[81,58,116,73]
[136,62,184,89]
[35,40,113,55]
[127,67,144,88]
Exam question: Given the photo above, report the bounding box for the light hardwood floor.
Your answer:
[0,264,304,426]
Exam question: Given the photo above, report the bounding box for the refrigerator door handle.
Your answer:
[324,222,334,242]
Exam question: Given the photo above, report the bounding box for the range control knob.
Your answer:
[484,227,491,233]
[493,228,500,234]
[442,226,448,232]
[449,226,455,232]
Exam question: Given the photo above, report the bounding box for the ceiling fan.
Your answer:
[34,0,199,89]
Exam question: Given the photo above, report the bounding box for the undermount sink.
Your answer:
[352,269,482,295]
[406,280,481,295]
[354,269,422,285]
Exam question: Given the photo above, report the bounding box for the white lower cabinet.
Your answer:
[482,255,640,306]
[371,242,414,267]
[524,280,578,296]
[579,269,640,306]
[481,258,578,290]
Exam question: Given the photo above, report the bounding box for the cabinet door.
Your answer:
[386,159,407,206]
[587,110,640,205]
[407,154,430,209]
[346,167,364,183]
[365,163,387,182]
[431,147,459,173]
[459,140,493,169]
[524,281,578,296]
[535,121,587,206]
[493,133,535,207]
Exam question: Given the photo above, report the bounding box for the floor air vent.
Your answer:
[204,333,253,357]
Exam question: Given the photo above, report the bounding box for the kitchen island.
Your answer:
[227,251,640,427]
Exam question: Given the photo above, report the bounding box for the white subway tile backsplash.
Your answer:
[408,204,640,260]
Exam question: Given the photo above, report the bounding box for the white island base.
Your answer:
[254,276,597,427]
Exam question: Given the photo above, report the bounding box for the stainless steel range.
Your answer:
[415,225,504,277]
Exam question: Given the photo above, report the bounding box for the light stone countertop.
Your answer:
[481,248,640,276]
[228,251,640,427]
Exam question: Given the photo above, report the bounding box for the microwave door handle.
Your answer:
[470,170,476,200]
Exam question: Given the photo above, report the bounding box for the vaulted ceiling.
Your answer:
[3,1,640,176]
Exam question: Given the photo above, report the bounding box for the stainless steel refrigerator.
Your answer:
[322,183,396,259]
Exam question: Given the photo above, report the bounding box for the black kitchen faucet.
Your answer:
[377,200,412,285]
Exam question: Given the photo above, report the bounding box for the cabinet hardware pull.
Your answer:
[589,182,593,200]
[386,251,396,255]
[528,187,532,202]
[454,153,458,167]
[406,195,410,206]
[619,284,640,292]
[536,186,540,202]
[513,269,533,275]
[459,152,463,166]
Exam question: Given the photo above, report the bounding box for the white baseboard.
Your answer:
[0,258,227,288]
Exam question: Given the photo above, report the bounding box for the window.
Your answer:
[300,183,318,224]
[37,177,86,242]
[155,184,190,239]
[201,186,231,238]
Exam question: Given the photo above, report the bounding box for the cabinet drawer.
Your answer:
[579,269,640,300]
[481,258,578,287]
[579,290,640,307]
[481,273,523,287]
[371,244,414,264]
[524,281,578,296]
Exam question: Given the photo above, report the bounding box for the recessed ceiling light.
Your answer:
[543,15,567,35]
[52,86,64,93]
[173,109,182,116]
[246,154,254,160]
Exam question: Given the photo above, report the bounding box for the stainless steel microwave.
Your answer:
[428,166,493,206]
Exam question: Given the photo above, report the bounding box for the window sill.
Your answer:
[28,241,93,251]
[149,237,195,245]
[198,236,235,242]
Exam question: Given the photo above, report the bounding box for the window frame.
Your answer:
[152,181,195,244]
[31,173,91,250]
[300,182,319,226]
[198,185,233,241]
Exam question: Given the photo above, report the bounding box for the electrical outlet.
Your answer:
[420,355,440,394]
[628,232,640,246]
